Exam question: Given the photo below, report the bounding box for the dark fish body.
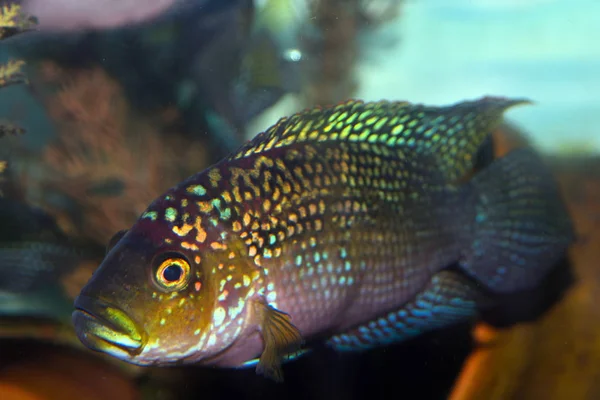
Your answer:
[72,97,574,381]
[0,197,97,323]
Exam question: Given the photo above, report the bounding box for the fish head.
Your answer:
[72,194,263,366]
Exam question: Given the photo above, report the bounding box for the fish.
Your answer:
[72,96,575,381]
[0,196,115,358]
[0,197,100,322]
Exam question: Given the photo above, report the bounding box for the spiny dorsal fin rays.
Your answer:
[230,97,532,183]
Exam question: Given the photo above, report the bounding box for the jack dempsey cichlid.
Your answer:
[72,97,574,381]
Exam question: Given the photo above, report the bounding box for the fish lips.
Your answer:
[72,295,147,358]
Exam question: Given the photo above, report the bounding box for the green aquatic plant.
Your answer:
[0,3,36,188]
[0,3,37,40]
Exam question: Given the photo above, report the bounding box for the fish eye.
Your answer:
[154,255,191,292]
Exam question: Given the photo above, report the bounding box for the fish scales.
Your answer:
[223,142,464,336]
[72,97,574,381]
[143,139,464,337]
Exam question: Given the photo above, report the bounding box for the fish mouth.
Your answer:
[72,295,147,358]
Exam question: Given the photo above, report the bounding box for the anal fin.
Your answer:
[327,270,485,351]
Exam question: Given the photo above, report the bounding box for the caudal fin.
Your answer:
[459,147,575,293]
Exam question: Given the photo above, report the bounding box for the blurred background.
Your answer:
[0,0,598,399]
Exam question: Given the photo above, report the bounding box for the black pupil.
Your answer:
[163,264,183,282]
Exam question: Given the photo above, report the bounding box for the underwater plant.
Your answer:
[0,3,36,191]
[0,3,37,40]
[24,63,210,245]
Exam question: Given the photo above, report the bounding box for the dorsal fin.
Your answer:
[229,96,531,182]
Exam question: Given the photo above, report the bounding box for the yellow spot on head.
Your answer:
[208,334,217,346]
[251,270,261,281]
[229,298,245,319]
[181,241,199,251]
[263,199,271,212]
[233,187,242,203]
[248,246,257,257]
[213,307,226,327]
[172,223,194,237]
[211,242,227,250]
[165,208,177,222]
[195,217,207,243]
[218,290,229,301]
[243,275,251,287]
[187,185,207,196]
[197,201,213,213]
[209,168,222,186]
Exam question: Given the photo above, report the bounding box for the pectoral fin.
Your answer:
[253,300,303,382]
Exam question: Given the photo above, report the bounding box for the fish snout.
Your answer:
[72,295,147,358]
